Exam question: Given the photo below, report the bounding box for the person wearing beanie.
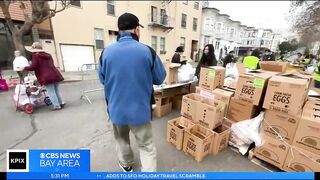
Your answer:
[98,13,166,172]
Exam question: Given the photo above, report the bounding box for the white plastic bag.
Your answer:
[225,63,239,79]
[230,111,265,155]
[177,63,195,83]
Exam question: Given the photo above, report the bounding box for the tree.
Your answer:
[278,41,299,54]
[0,0,70,55]
[289,1,320,46]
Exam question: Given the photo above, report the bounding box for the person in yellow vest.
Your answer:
[243,49,260,69]
[302,54,311,65]
[313,61,320,88]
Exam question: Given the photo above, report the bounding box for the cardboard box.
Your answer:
[196,98,225,130]
[254,135,290,168]
[283,146,320,172]
[164,62,180,85]
[234,71,273,106]
[181,93,203,121]
[199,66,226,91]
[211,125,230,155]
[263,75,309,116]
[183,124,214,162]
[167,117,195,150]
[223,117,234,128]
[171,95,183,110]
[153,96,172,117]
[260,61,288,73]
[226,97,260,122]
[262,110,302,144]
[212,88,234,114]
[293,101,320,155]
[155,85,190,97]
[196,87,234,115]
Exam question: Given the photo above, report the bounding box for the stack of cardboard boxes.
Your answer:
[153,61,196,117]
[153,85,190,118]
[253,73,320,171]
[285,98,320,172]
[167,66,231,162]
[226,70,276,123]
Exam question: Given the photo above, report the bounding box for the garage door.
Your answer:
[60,44,94,72]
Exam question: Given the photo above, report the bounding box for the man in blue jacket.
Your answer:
[98,13,166,172]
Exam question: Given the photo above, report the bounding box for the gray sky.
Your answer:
[209,1,292,31]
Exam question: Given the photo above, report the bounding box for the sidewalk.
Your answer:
[1,69,83,83]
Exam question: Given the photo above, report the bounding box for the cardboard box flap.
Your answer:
[244,71,274,80]
[212,88,235,97]
[184,93,204,101]
[178,117,195,129]
[187,125,213,140]
[270,75,309,86]
[202,98,225,109]
[260,61,288,73]
[213,125,230,134]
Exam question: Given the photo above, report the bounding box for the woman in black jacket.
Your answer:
[171,46,185,64]
[195,44,217,79]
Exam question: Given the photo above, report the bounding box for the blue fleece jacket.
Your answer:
[98,32,166,125]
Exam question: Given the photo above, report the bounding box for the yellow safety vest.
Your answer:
[313,62,320,81]
[243,56,259,69]
[303,58,310,64]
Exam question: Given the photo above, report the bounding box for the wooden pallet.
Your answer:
[229,146,283,172]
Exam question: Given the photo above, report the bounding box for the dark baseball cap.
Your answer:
[118,13,144,30]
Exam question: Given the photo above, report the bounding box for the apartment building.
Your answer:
[49,0,202,71]
[200,7,243,60]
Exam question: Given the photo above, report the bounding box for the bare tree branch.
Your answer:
[0,0,17,33]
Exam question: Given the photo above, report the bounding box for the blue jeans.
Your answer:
[45,83,64,108]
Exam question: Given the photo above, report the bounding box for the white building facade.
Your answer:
[200,7,243,60]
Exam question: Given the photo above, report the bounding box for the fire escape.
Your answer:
[148,1,174,32]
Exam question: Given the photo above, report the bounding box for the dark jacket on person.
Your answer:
[24,52,64,85]
[223,54,235,67]
[195,54,217,79]
[171,53,181,64]
[262,54,275,61]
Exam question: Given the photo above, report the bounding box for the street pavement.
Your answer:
[0,80,267,172]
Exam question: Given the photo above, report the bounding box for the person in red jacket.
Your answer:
[24,42,65,111]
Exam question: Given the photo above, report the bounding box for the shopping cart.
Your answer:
[10,76,52,114]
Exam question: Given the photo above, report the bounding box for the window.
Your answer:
[204,36,210,45]
[247,40,249,45]
[204,18,210,30]
[209,18,214,31]
[151,6,157,23]
[180,37,186,48]
[215,41,220,50]
[160,37,166,54]
[183,1,188,5]
[181,14,187,28]
[70,0,81,7]
[107,0,115,15]
[160,9,167,25]
[230,28,235,37]
[151,36,157,52]
[94,28,104,49]
[194,1,199,9]
[262,32,266,37]
[193,18,198,31]
[216,23,221,32]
